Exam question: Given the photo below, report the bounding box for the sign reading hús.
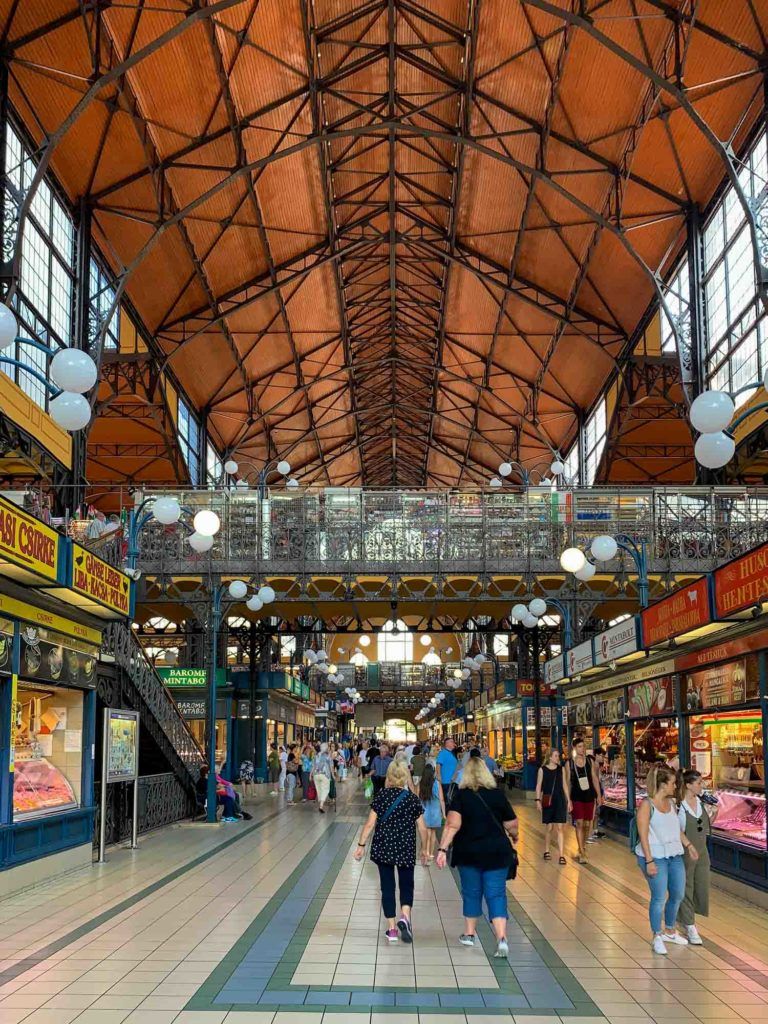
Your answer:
[71,544,131,615]
[0,496,59,580]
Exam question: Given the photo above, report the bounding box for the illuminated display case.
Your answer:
[633,717,679,804]
[689,710,765,850]
[597,724,628,809]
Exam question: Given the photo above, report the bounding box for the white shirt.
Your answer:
[636,800,684,860]
[279,750,288,765]
[678,797,703,830]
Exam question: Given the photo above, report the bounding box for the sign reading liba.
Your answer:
[71,544,131,616]
[0,495,59,580]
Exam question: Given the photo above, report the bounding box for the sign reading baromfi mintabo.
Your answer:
[0,495,59,580]
[70,543,131,616]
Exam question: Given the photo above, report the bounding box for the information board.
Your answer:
[105,708,139,781]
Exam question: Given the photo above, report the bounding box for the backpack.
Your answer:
[629,798,654,850]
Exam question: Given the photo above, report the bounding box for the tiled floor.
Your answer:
[0,783,767,1024]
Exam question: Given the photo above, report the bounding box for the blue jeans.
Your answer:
[458,865,508,921]
[637,855,686,934]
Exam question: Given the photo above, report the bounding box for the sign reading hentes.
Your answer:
[71,544,131,616]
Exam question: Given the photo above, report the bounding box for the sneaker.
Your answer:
[222,816,239,822]
[652,935,668,955]
[270,791,277,796]
[595,830,607,838]
[459,934,476,947]
[663,932,689,945]
[586,835,599,844]
[397,917,413,944]
[494,938,509,958]
[686,925,703,945]
[241,811,253,820]
[385,928,399,943]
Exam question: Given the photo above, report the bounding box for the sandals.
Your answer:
[543,851,552,861]
[558,856,567,865]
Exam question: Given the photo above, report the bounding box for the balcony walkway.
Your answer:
[0,785,766,1024]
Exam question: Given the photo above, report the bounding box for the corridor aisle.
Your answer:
[0,787,766,1024]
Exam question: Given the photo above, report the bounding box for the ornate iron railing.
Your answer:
[101,621,204,773]
[93,773,196,847]
[129,485,768,577]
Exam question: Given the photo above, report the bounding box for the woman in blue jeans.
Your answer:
[436,755,518,957]
[636,765,699,956]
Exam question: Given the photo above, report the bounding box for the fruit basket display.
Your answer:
[13,756,78,817]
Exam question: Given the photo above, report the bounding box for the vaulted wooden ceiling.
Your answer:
[3,0,766,486]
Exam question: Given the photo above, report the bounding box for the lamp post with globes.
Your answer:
[222,457,299,497]
[560,535,649,608]
[488,457,566,490]
[204,577,275,821]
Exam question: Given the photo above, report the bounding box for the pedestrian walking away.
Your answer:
[565,737,601,863]
[355,760,429,944]
[311,742,336,813]
[588,747,608,842]
[436,736,459,805]
[435,755,518,959]
[418,762,445,860]
[677,769,717,945]
[635,765,699,955]
[536,747,570,864]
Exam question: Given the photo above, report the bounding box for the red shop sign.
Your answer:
[713,542,768,617]
[627,675,674,717]
[641,578,711,647]
[517,680,535,696]
[675,626,768,672]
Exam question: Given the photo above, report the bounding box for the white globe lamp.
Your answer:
[522,613,538,629]
[695,431,735,469]
[50,392,91,431]
[187,531,214,553]
[489,477,502,488]
[286,477,299,489]
[359,635,370,647]
[420,634,432,646]
[246,594,263,612]
[529,597,547,617]
[474,653,487,665]
[591,535,618,562]
[304,650,318,664]
[498,461,512,478]
[316,649,327,662]
[0,304,17,349]
[235,479,249,490]
[452,668,462,679]
[50,349,97,393]
[511,603,527,622]
[257,585,276,604]
[193,509,220,536]
[560,547,586,573]
[461,668,471,680]
[276,460,291,475]
[224,459,239,475]
[689,391,735,434]
[550,459,564,476]
[228,579,248,600]
[153,496,182,525]
[574,560,596,582]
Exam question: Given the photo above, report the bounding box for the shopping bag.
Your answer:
[364,778,374,800]
[305,779,317,801]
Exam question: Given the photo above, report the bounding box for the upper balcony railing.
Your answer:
[120,484,768,578]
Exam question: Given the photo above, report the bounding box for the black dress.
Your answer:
[540,765,567,824]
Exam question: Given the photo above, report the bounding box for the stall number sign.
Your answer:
[543,656,565,685]
[71,544,131,615]
[0,496,58,580]
[641,578,710,646]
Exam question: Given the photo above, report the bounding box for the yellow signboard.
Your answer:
[0,593,101,646]
[0,495,59,581]
[71,544,131,617]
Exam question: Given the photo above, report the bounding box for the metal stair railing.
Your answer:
[101,621,204,777]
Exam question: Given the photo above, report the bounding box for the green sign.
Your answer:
[157,667,226,688]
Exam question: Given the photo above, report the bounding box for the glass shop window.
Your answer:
[596,724,628,809]
[689,711,765,850]
[13,683,83,819]
[633,717,679,804]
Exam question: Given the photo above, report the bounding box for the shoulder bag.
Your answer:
[474,790,519,880]
[379,788,409,824]
[541,769,558,809]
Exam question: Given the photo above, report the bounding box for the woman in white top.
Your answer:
[676,770,717,945]
[635,765,699,955]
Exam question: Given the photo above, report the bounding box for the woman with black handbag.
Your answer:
[536,747,570,865]
[435,754,518,958]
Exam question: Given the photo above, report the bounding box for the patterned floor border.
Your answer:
[184,819,603,1017]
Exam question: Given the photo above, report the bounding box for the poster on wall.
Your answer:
[105,708,139,782]
[684,655,759,710]
[627,675,674,717]
[19,626,97,687]
[593,690,625,724]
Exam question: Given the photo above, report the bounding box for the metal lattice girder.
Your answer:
[3,0,766,486]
